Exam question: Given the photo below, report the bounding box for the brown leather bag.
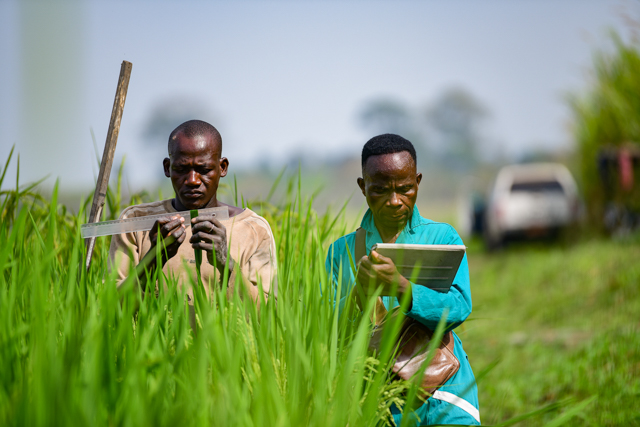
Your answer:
[355,228,460,401]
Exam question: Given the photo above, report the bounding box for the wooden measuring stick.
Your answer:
[85,60,133,271]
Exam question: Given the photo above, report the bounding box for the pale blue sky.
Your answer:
[0,0,635,191]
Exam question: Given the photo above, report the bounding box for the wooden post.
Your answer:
[84,60,133,270]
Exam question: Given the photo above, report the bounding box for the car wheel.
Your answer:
[483,228,503,252]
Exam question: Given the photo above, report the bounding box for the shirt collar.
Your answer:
[360,205,422,235]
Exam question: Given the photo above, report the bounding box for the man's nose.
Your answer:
[186,170,201,186]
[388,192,401,207]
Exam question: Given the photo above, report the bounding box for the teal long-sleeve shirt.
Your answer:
[325,207,472,330]
[324,207,480,425]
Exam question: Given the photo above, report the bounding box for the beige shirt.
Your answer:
[108,199,277,304]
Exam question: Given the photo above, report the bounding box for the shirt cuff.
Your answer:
[404,281,428,317]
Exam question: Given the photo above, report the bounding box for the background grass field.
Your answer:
[465,236,640,426]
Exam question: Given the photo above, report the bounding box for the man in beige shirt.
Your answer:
[109,119,277,311]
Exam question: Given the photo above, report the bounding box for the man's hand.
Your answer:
[190,215,233,275]
[148,215,186,264]
[357,250,411,299]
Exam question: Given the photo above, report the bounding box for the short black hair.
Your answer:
[361,133,417,168]
[168,120,222,155]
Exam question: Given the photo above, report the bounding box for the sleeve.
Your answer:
[324,243,341,311]
[242,220,278,298]
[324,239,356,317]
[404,227,473,331]
[108,231,141,291]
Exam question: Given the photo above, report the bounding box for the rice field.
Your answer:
[2,150,636,426]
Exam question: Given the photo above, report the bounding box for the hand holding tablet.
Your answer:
[370,244,466,293]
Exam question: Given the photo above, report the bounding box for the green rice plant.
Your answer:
[0,150,597,426]
[0,153,416,426]
[0,146,48,226]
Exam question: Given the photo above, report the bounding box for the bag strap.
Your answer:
[355,227,388,324]
[355,227,366,261]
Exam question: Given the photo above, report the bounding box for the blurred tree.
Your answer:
[359,98,413,135]
[426,87,488,172]
[358,97,430,167]
[140,97,214,180]
[141,97,213,148]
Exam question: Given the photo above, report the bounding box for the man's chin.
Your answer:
[379,212,409,226]
[178,196,208,210]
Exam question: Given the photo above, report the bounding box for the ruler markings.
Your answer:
[81,206,229,238]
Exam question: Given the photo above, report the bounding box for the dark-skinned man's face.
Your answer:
[357,151,422,232]
[163,132,228,210]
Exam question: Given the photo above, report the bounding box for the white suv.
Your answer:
[484,163,580,247]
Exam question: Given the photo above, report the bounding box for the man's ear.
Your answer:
[416,172,422,186]
[219,157,229,178]
[163,158,171,178]
[357,177,366,196]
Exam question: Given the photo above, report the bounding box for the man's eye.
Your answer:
[399,186,412,193]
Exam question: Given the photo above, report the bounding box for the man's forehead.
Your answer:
[363,151,416,176]
[169,132,221,157]
[171,155,216,165]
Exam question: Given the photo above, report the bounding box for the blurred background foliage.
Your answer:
[570,32,640,232]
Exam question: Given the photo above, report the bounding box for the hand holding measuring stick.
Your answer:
[148,215,186,265]
[120,215,185,293]
[190,213,234,276]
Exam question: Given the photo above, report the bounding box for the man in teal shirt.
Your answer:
[325,134,480,426]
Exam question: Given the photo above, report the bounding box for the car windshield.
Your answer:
[510,180,564,193]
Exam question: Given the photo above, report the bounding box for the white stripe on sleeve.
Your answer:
[431,390,480,423]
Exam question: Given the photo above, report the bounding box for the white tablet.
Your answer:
[370,244,466,293]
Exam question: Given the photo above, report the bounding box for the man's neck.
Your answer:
[173,197,246,218]
[374,218,406,244]
[172,196,219,212]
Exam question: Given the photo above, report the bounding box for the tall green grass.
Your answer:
[0,149,423,426]
[0,150,596,426]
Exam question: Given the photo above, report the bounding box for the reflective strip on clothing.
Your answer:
[431,390,480,423]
